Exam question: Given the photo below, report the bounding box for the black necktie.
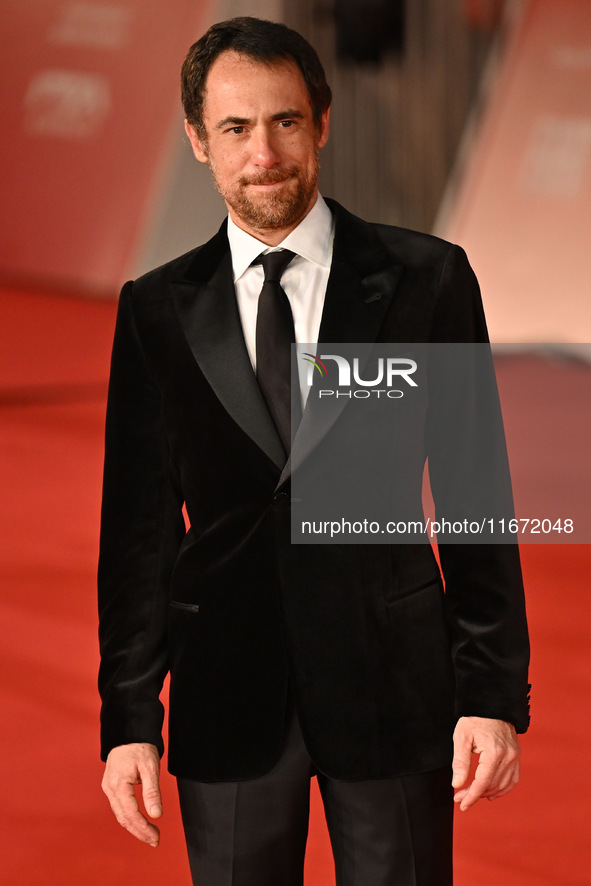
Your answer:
[255,250,301,455]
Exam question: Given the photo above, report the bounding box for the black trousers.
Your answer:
[177,705,453,886]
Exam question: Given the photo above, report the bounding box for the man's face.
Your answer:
[185,51,330,243]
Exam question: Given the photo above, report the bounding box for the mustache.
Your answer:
[239,168,298,186]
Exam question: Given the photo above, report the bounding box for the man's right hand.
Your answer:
[101,743,163,846]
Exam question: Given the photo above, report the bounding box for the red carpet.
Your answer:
[1,286,589,884]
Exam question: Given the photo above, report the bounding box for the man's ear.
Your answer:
[317,106,330,149]
[184,119,209,163]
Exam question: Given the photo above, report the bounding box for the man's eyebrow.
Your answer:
[215,116,250,130]
[270,109,304,121]
[215,110,305,130]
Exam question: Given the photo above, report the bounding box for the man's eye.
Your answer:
[230,126,244,134]
[278,120,294,128]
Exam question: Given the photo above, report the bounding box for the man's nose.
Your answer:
[251,128,280,167]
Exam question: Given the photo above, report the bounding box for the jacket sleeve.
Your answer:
[427,245,531,733]
[98,281,185,760]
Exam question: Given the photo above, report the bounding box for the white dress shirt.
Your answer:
[228,195,335,401]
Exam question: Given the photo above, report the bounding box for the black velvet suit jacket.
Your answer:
[98,199,530,782]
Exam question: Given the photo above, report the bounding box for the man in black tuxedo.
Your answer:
[99,17,530,886]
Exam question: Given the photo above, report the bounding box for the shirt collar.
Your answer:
[227,194,334,282]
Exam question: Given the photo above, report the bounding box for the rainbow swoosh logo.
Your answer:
[302,353,328,377]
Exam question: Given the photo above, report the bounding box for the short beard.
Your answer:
[209,154,319,233]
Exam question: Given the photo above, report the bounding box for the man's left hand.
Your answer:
[452,716,521,811]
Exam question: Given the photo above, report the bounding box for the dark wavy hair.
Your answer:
[181,17,332,141]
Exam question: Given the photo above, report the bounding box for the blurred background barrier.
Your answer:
[438,0,591,342]
[0,0,211,296]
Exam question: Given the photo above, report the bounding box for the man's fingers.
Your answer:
[104,776,161,845]
[102,743,162,846]
[455,755,495,810]
[451,756,470,789]
[452,717,521,810]
[139,757,163,819]
[486,757,521,800]
[455,747,520,810]
[451,724,473,788]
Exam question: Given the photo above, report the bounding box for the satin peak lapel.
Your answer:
[280,203,403,487]
[172,227,285,471]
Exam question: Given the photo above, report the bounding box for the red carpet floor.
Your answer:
[1,287,590,884]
